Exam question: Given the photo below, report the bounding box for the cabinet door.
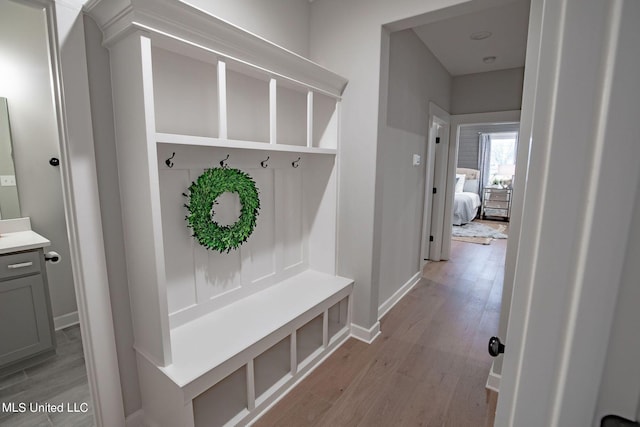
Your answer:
[0,274,53,366]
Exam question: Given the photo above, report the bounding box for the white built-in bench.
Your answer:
[137,270,353,427]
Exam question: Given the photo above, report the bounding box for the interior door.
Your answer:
[429,122,450,261]
[420,121,438,268]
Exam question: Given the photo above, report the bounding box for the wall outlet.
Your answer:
[412,154,421,166]
[0,175,16,186]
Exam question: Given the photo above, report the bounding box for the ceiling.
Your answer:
[412,0,530,76]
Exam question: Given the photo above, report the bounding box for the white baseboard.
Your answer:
[378,272,422,319]
[350,321,381,344]
[486,362,501,393]
[125,409,146,427]
[54,311,79,331]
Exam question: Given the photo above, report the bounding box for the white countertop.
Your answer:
[0,218,51,254]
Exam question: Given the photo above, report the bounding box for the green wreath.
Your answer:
[185,168,260,253]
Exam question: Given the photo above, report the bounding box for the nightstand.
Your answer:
[482,187,512,221]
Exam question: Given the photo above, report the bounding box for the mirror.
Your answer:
[0,97,21,219]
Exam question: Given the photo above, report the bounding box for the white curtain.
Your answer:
[478,133,491,201]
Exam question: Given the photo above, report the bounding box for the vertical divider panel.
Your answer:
[217,60,227,139]
[323,309,329,348]
[269,78,277,145]
[141,37,172,360]
[306,91,313,148]
[290,331,297,376]
[247,360,256,411]
[110,33,171,366]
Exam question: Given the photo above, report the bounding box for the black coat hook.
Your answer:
[261,156,270,168]
[165,152,176,168]
[292,157,301,168]
[220,154,230,168]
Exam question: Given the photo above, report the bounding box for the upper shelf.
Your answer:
[84,0,348,98]
[157,133,337,155]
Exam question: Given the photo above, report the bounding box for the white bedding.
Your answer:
[453,191,481,225]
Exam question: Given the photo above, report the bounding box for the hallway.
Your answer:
[254,238,505,426]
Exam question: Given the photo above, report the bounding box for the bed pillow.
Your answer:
[463,179,479,194]
[455,174,466,193]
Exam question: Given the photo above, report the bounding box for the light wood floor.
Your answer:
[254,236,506,427]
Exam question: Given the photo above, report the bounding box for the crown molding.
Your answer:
[83,0,347,96]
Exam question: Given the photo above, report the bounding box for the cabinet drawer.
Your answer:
[484,208,509,218]
[485,201,510,210]
[485,191,511,201]
[0,251,42,280]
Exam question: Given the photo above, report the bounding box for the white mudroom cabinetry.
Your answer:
[87,1,351,426]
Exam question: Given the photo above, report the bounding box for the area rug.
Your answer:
[452,221,507,245]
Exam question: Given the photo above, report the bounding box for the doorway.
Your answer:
[0,1,96,425]
[448,122,520,244]
[398,0,529,405]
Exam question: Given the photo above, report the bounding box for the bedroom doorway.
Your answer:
[451,125,519,243]
[439,113,521,260]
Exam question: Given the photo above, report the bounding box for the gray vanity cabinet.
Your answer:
[0,249,55,368]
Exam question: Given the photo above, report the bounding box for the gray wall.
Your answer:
[0,1,77,321]
[376,28,451,306]
[451,67,524,115]
[309,0,475,332]
[182,0,311,57]
[457,123,521,170]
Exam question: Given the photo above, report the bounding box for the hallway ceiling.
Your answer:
[412,0,530,76]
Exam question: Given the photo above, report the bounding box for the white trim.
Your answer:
[449,110,521,127]
[486,363,502,393]
[125,409,146,427]
[350,321,381,344]
[54,311,79,330]
[46,1,125,425]
[83,0,347,97]
[378,272,421,319]
[429,102,450,126]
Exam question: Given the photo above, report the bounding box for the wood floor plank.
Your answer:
[253,233,506,427]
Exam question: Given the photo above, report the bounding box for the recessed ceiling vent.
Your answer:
[470,31,492,40]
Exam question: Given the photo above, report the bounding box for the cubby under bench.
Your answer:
[137,270,353,427]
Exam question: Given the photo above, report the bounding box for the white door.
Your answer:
[495,0,640,425]
[420,121,437,268]
[420,103,450,266]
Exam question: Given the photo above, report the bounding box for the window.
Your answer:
[488,132,517,184]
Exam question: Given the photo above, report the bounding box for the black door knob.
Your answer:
[488,336,505,357]
[49,157,60,167]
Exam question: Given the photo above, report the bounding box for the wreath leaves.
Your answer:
[185,168,260,253]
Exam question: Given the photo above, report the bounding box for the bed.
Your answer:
[453,168,481,225]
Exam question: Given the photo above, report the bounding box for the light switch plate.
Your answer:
[0,175,16,186]
[412,154,421,166]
